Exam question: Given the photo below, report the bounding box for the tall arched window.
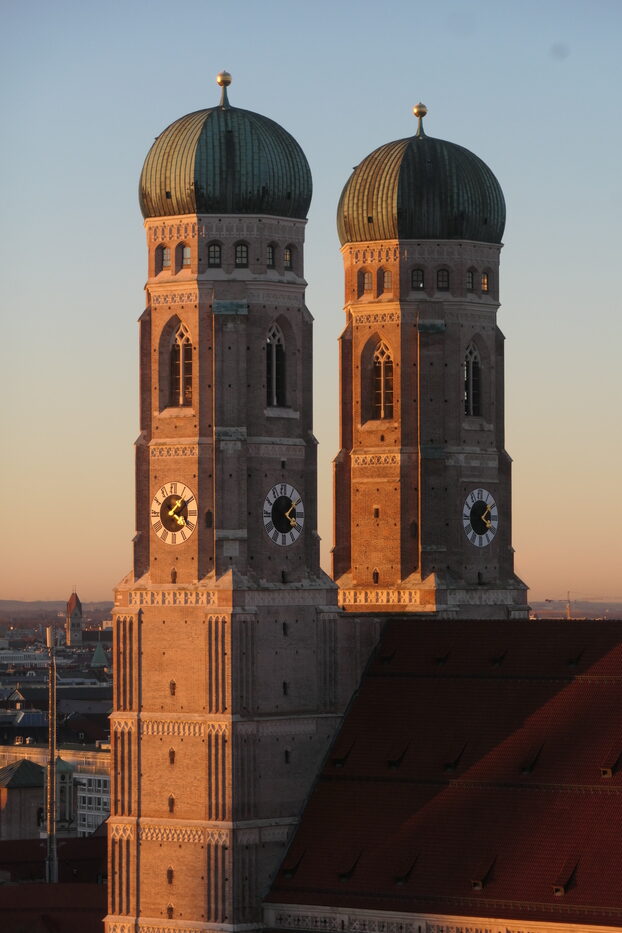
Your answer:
[267,244,276,268]
[437,268,450,291]
[464,343,481,416]
[170,322,192,407]
[358,270,373,297]
[266,323,286,407]
[235,242,249,267]
[379,269,392,294]
[207,242,221,267]
[284,246,293,270]
[372,340,394,419]
[156,245,171,273]
[412,268,424,290]
[182,245,191,266]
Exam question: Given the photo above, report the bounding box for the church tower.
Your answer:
[333,104,528,618]
[106,74,377,933]
[65,590,82,646]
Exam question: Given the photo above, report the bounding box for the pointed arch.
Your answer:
[373,339,394,419]
[159,317,193,409]
[361,335,394,422]
[358,269,373,298]
[266,322,286,407]
[464,342,482,416]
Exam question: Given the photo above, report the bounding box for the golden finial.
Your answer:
[413,102,427,137]
[216,71,232,109]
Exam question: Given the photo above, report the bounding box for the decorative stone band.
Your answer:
[136,922,244,933]
[150,445,199,458]
[351,246,400,264]
[127,589,216,607]
[151,292,196,305]
[139,822,230,846]
[236,717,322,737]
[338,588,427,607]
[352,311,400,325]
[264,904,622,933]
[109,822,135,840]
[105,922,135,933]
[150,221,199,242]
[111,717,136,734]
[352,454,399,467]
[139,718,228,738]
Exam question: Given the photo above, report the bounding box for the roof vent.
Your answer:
[443,741,467,774]
[281,850,305,880]
[394,854,418,886]
[520,743,544,775]
[331,739,355,769]
[386,743,409,771]
[553,858,578,896]
[337,849,362,882]
[600,745,620,778]
[470,855,496,891]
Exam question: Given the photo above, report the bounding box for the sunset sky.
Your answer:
[2,0,621,604]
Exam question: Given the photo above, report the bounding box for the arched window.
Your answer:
[235,242,249,267]
[358,270,373,297]
[168,795,175,813]
[169,748,175,765]
[167,867,174,885]
[167,905,174,920]
[266,323,286,407]
[379,269,393,294]
[372,569,380,584]
[207,242,221,268]
[284,246,293,270]
[169,679,176,696]
[466,269,475,291]
[372,340,394,419]
[182,245,191,267]
[437,268,449,291]
[464,343,481,416]
[481,272,489,293]
[156,245,171,273]
[267,244,276,268]
[412,268,424,290]
[169,323,192,407]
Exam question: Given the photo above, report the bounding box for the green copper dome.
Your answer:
[337,109,505,245]
[140,76,312,220]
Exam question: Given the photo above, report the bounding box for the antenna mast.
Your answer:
[45,626,58,883]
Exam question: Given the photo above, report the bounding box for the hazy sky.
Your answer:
[1,0,621,604]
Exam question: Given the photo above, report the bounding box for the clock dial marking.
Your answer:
[151,481,197,545]
[263,484,304,546]
[462,489,498,547]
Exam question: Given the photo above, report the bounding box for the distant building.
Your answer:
[65,590,83,646]
[0,759,44,840]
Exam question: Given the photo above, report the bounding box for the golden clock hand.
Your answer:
[284,498,301,519]
[168,498,184,516]
[481,504,492,529]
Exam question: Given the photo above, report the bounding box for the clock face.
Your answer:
[150,481,197,545]
[263,483,304,546]
[462,488,498,548]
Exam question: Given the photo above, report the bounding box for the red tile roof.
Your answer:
[267,619,622,926]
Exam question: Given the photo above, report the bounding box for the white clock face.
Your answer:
[462,488,498,548]
[151,481,197,545]
[263,483,304,546]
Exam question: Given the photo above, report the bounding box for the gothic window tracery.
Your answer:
[266,323,286,407]
[372,340,394,419]
[170,322,193,407]
[464,343,481,416]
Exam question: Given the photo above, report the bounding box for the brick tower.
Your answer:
[105,74,377,933]
[333,104,528,618]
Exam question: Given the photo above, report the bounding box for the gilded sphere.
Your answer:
[216,70,232,87]
[413,102,428,118]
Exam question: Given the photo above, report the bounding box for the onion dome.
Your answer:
[337,104,505,245]
[140,72,312,220]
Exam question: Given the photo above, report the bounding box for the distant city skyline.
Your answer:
[2,0,621,602]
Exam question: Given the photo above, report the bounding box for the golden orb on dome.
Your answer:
[216,71,232,87]
[413,102,428,118]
